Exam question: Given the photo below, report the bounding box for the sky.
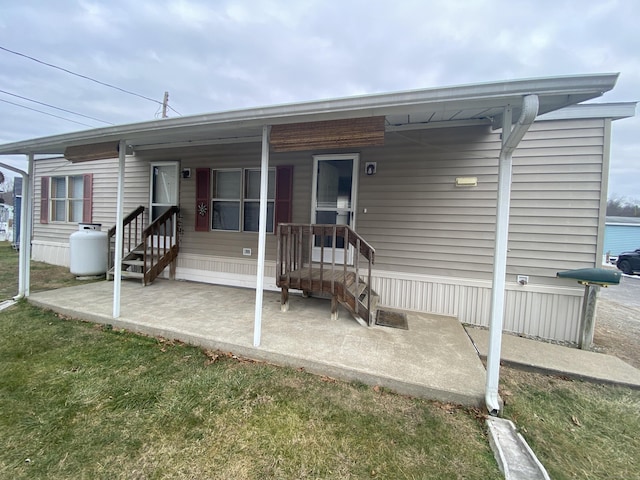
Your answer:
[0,0,638,199]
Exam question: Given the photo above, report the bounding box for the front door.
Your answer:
[150,162,179,247]
[150,162,179,221]
[311,154,359,264]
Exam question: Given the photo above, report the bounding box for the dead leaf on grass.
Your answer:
[204,350,220,366]
[571,415,582,427]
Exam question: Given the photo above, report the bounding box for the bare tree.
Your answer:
[607,196,640,217]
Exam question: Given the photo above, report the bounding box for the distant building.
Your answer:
[604,216,640,257]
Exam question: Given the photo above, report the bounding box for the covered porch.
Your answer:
[27,279,487,407]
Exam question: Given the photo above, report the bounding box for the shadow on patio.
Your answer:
[28,278,487,406]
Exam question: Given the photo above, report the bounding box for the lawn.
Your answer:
[1,241,639,479]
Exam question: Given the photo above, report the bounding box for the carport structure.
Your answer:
[0,73,623,413]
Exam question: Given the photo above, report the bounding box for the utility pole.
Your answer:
[161,91,169,118]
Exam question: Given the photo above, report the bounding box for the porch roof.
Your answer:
[0,73,620,156]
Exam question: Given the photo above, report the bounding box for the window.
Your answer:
[212,169,241,231]
[41,175,92,223]
[195,166,292,234]
[243,169,275,232]
[210,168,276,232]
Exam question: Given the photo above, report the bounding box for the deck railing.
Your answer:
[276,223,375,323]
[107,205,145,274]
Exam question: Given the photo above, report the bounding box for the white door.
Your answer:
[150,162,179,247]
[311,154,359,264]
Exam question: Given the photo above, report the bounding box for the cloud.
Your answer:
[0,0,637,195]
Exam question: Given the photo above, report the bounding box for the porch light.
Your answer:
[455,177,477,187]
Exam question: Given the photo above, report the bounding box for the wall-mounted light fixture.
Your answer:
[455,176,478,187]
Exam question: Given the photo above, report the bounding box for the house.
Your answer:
[0,74,635,414]
[604,216,640,261]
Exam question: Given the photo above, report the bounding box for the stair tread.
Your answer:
[122,259,145,266]
[121,271,144,279]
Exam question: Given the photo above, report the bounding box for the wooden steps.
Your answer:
[279,266,379,326]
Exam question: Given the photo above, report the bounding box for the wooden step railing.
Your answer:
[276,223,376,325]
[107,205,145,276]
[140,206,180,285]
[107,205,180,285]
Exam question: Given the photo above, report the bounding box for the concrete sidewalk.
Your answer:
[27,279,488,406]
[466,326,640,389]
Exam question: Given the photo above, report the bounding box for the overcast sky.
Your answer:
[0,0,637,199]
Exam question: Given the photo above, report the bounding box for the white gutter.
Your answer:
[0,159,31,300]
[485,94,539,415]
[253,125,270,347]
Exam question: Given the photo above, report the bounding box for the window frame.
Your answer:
[243,168,275,233]
[210,167,276,233]
[211,168,242,232]
[49,175,85,223]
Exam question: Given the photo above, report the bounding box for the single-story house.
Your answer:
[0,73,635,414]
[604,216,640,261]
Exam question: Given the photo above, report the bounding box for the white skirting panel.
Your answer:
[31,240,70,267]
[175,253,278,291]
[370,270,584,343]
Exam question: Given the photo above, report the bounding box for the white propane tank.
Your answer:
[69,223,108,276]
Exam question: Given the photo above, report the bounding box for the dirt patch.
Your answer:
[593,298,640,369]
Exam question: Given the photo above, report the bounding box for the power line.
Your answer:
[0,98,96,128]
[0,88,114,125]
[0,45,182,116]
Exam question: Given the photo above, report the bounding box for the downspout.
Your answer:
[485,94,539,415]
[0,159,31,300]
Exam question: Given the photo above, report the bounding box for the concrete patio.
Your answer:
[27,278,488,407]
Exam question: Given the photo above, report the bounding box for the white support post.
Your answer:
[113,140,126,318]
[253,125,270,347]
[24,153,34,296]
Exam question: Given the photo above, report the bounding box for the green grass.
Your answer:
[2,240,639,479]
[501,370,640,480]
[0,302,500,479]
[0,242,90,300]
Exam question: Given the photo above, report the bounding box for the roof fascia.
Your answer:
[0,73,619,156]
[537,102,637,121]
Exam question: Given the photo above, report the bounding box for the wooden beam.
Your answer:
[270,117,385,152]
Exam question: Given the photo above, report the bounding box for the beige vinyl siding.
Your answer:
[356,125,499,280]
[33,156,149,244]
[355,118,606,285]
[508,118,605,280]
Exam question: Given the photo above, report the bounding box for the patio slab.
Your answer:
[27,279,487,407]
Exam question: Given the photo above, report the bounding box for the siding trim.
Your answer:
[596,119,611,263]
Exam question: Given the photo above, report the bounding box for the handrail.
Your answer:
[276,223,376,324]
[107,205,145,275]
[107,205,145,238]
